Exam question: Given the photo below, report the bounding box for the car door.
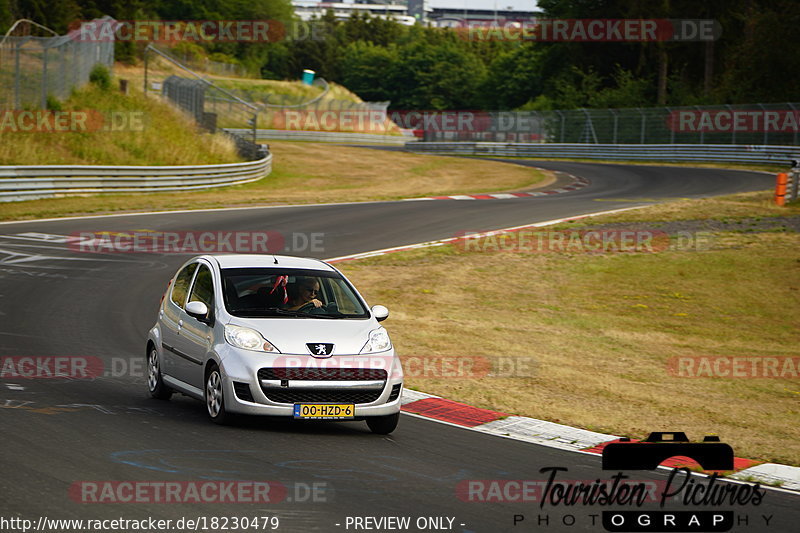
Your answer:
[177,262,217,389]
[160,261,198,383]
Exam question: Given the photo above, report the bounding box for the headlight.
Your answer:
[360,327,392,354]
[224,324,279,353]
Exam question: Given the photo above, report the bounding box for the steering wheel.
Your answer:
[297,302,317,313]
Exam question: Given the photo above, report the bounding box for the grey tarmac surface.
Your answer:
[0,159,795,533]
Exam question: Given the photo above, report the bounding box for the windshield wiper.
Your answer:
[247,307,340,318]
[292,311,340,319]
[261,307,306,316]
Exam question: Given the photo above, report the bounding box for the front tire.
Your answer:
[205,364,230,424]
[147,346,172,400]
[367,412,399,434]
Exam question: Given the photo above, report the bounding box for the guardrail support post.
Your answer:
[790,168,800,203]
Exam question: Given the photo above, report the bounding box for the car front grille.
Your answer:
[261,388,384,405]
[258,367,388,381]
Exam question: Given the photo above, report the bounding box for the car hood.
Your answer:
[226,317,379,355]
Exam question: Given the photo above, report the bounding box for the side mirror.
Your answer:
[186,301,212,324]
[371,304,389,322]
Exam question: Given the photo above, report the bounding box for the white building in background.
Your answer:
[292,1,416,26]
[422,0,539,27]
[291,1,540,26]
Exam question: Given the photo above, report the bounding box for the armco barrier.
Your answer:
[225,129,415,145]
[0,153,272,202]
[406,142,800,165]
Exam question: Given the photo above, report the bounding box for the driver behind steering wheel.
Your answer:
[285,277,323,311]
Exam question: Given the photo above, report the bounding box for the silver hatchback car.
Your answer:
[146,254,403,434]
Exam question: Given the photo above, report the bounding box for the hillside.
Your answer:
[116,59,400,133]
[0,78,242,166]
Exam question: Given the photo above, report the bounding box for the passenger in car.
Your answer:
[285,277,323,310]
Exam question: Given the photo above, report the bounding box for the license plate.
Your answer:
[293,404,355,419]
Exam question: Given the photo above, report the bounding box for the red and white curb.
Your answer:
[409,174,590,200]
[729,464,800,490]
[399,390,800,492]
[328,211,800,493]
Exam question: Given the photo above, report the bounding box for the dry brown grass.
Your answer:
[338,194,800,465]
[0,142,549,221]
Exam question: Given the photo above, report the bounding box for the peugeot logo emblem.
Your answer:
[307,343,334,358]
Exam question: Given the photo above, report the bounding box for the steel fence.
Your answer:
[145,44,260,135]
[419,104,800,146]
[0,18,115,110]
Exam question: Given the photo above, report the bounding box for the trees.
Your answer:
[479,43,542,110]
[4,0,794,108]
[535,0,800,106]
[340,42,401,102]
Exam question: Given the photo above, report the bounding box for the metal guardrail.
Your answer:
[226,129,415,145]
[406,142,800,165]
[0,154,272,202]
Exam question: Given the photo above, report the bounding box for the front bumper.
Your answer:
[217,345,403,417]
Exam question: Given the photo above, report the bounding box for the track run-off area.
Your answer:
[0,158,796,533]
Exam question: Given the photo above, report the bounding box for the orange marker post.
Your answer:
[775,173,788,206]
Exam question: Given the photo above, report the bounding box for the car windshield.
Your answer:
[221,267,370,319]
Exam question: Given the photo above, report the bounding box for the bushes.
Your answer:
[89,64,111,91]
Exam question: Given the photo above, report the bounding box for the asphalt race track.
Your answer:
[0,159,796,533]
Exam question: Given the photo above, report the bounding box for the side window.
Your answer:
[188,265,215,318]
[170,263,198,309]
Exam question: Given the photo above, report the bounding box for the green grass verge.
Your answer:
[0,84,241,167]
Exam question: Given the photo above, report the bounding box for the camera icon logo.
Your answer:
[602,431,734,471]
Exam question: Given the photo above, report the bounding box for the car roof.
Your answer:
[205,254,336,272]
